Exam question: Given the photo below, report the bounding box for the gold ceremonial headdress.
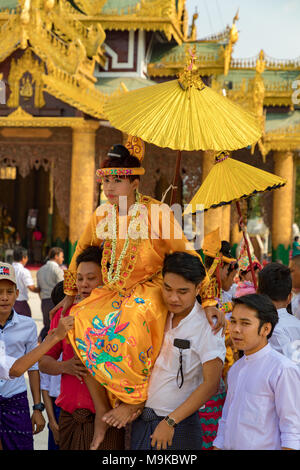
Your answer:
[202,228,236,264]
[96,136,145,179]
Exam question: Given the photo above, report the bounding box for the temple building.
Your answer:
[0,0,299,264]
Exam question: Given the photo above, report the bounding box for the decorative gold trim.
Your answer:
[0,106,99,129]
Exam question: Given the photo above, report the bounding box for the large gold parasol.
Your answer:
[104,52,262,204]
[104,58,261,152]
[184,151,287,288]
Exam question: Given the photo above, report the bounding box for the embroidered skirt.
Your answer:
[67,278,167,406]
[0,391,33,450]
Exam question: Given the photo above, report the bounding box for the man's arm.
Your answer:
[39,353,88,380]
[28,285,40,293]
[9,317,74,377]
[150,357,223,450]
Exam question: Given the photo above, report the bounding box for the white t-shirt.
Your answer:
[291,293,300,320]
[145,301,226,416]
[269,308,300,366]
[12,262,34,301]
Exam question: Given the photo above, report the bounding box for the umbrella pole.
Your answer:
[170,150,182,206]
[236,201,258,291]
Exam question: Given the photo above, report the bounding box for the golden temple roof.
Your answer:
[0,0,107,118]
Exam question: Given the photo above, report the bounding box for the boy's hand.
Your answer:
[31,410,46,435]
[49,419,60,445]
[151,420,174,450]
[53,316,74,340]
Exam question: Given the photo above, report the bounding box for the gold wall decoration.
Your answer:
[7,49,45,108]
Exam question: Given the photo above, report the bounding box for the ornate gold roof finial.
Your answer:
[256,49,266,73]
[178,46,206,93]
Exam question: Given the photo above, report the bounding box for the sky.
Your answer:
[186,0,300,59]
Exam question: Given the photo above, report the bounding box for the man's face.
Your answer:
[0,280,18,317]
[289,260,300,290]
[162,272,198,317]
[55,252,64,266]
[76,261,103,299]
[228,303,271,355]
[220,263,238,292]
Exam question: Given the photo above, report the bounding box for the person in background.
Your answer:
[258,262,300,363]
[198,232,238,449]
[39,246,125,450]
[292,236,300,258]
[40,281,65,451]
[213,294,300,450]
[12,246,40,318]
[0,262,45,450]
[234,242,262,298]
[289,254,300,320]
[37,247,64,341]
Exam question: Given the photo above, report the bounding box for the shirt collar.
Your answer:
[0,309,18,330]
[243,343,271,362]
[168,301,199,331]
[277,308,289,317]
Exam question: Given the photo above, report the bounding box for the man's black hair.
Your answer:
[162,251,206,286]
[258,262,292,302]
[233,293,278,339]
[51,281,65,306]
[13,246,28,262]
[76,245,103,268]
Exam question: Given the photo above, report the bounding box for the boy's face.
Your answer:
[76,261,102,299]
[0,280,18,317]
[162,272,199,317]
[229,303,271,355]
[220,263,237,292]
[289,259,300,290]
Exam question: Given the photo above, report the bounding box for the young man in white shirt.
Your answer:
[258,262,300,363]
[12,246,40,317]
[128,252,226,450]
[213,294,300,450]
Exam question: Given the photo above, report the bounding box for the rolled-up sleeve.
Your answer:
[275,366,300,449]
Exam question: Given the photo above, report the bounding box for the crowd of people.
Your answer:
[0,143,300,451]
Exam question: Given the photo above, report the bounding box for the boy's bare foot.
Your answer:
[90,415,109,450]
[102,402,144,429]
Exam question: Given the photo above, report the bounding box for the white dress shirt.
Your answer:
[269,308,300,365]
[213,344,300,450]
[0,310,38,398]
[291,293,300,320]
[40,353,62,398]
[37,260,64,299]
[12,262,34,301]
[145,301,226,416]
